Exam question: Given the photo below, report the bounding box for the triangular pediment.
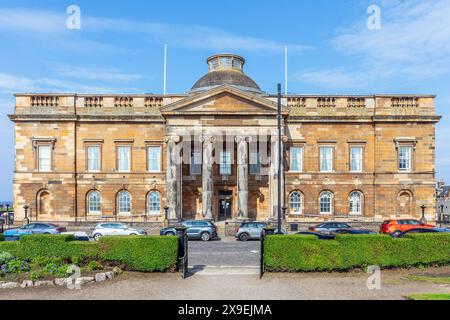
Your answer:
[161,85,288,115]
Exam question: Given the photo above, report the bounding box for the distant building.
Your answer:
[437,180,450,222]
[8,53,441,223]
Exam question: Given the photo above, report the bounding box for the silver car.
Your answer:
[235,222,269,241]
[91,223,146,241]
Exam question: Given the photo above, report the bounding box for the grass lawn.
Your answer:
[407,293,450,300]
[404,275,450,284]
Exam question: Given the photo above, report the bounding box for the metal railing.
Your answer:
[176,227,189,279]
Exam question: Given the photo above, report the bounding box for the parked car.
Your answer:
[234,222,287,241]
[235,222,269,241]
[333,229,376,235]
[4,223,67,240]
[309,222,352,233]
[395,227,450,238]
[61,231,90,241]
[295,231,336,240]
[160,220,218,241]
[91,223,146,241]
[0,211,14,225]
[379,219,435,237]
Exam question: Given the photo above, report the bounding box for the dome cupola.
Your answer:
[191,54,262,94]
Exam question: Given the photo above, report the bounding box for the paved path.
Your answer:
[2,267,450,300]
[188,238,260,268]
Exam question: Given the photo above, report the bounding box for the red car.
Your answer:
[380,219,435,237]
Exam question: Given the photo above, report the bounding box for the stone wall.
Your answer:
[10,91,439,222]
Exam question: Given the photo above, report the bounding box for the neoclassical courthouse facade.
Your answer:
[9,54,441,223]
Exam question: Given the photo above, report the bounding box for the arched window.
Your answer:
[148,191,161,215]
[349,191,362,215]
[118,191,131,214]
[289,192,303,215]
[320,191,333,215]
[88,191,101,214]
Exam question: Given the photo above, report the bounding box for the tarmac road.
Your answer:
[188,238,260,268]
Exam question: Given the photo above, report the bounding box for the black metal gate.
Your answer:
[177,228,189,279]
[260,232,265,279]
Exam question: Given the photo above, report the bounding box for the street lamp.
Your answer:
[420,205,427,225]
[440,205,444,228]
[5,204,9,225]
[23,205,30,226]
[276,83,282,235]
[163,206,169,228]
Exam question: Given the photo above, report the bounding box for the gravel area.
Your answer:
[2,267,449,300]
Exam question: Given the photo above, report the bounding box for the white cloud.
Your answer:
[0,73,38,92]
[0,8,65,34]
[0,72,141,94]
[333,0,450,77]
[0,8,310,54]
[293,69,369,90]
[295,0,450,89]
[51,65,146,82]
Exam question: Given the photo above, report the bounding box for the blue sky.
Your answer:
[0,0,449,201]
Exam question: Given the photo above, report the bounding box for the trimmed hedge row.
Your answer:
[264,233,450,272]
[0,234,178,272]
[98,236,179,272]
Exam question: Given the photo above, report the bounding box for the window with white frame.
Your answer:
[87,191,101,214]
[350,146,363,172]
[320,191,333,214]
[320,147,333,172]
[349,191,362,215]
[290,192,303,215]
[117,146,131,172]
[220,151,232,175]
[290,147,303,172]
[249,152,261,175]
[38,145,52,172]
[118,191,131,214]
[87,146,101,172]
[148,191,160,215]
[148,146,161,172]
[398,146,412,172]
[190,151,202,175]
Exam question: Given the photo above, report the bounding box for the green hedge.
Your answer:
[264,233,450,272]
[0,235,178,272]
[99,236,179,272]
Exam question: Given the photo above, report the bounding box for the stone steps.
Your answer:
[188,266,260,276]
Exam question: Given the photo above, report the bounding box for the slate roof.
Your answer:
[191,70,262,94]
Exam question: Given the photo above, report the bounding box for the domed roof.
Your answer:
[191,54,262,94]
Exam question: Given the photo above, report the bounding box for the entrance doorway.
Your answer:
[219,191,233,221]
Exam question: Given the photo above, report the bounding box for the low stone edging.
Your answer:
[0,268,120,289]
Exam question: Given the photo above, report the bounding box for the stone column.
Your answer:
[201,136,215,220]
[236,136,250,220]
[269,135,287,220]
[165,135,181,221]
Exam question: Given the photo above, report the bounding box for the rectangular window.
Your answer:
[290,147,303,172]
[350,147,363,172]
[87,146,101,172]
[220,151,232,175]
[399,146,412,172]
[249,152,261,175]
[320,147,333,172]
[117,146,131,172]
[147,146,161,172]
[38,145,51,172]
[190,152,202,175]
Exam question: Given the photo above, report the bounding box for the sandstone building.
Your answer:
[9,54,441,223]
